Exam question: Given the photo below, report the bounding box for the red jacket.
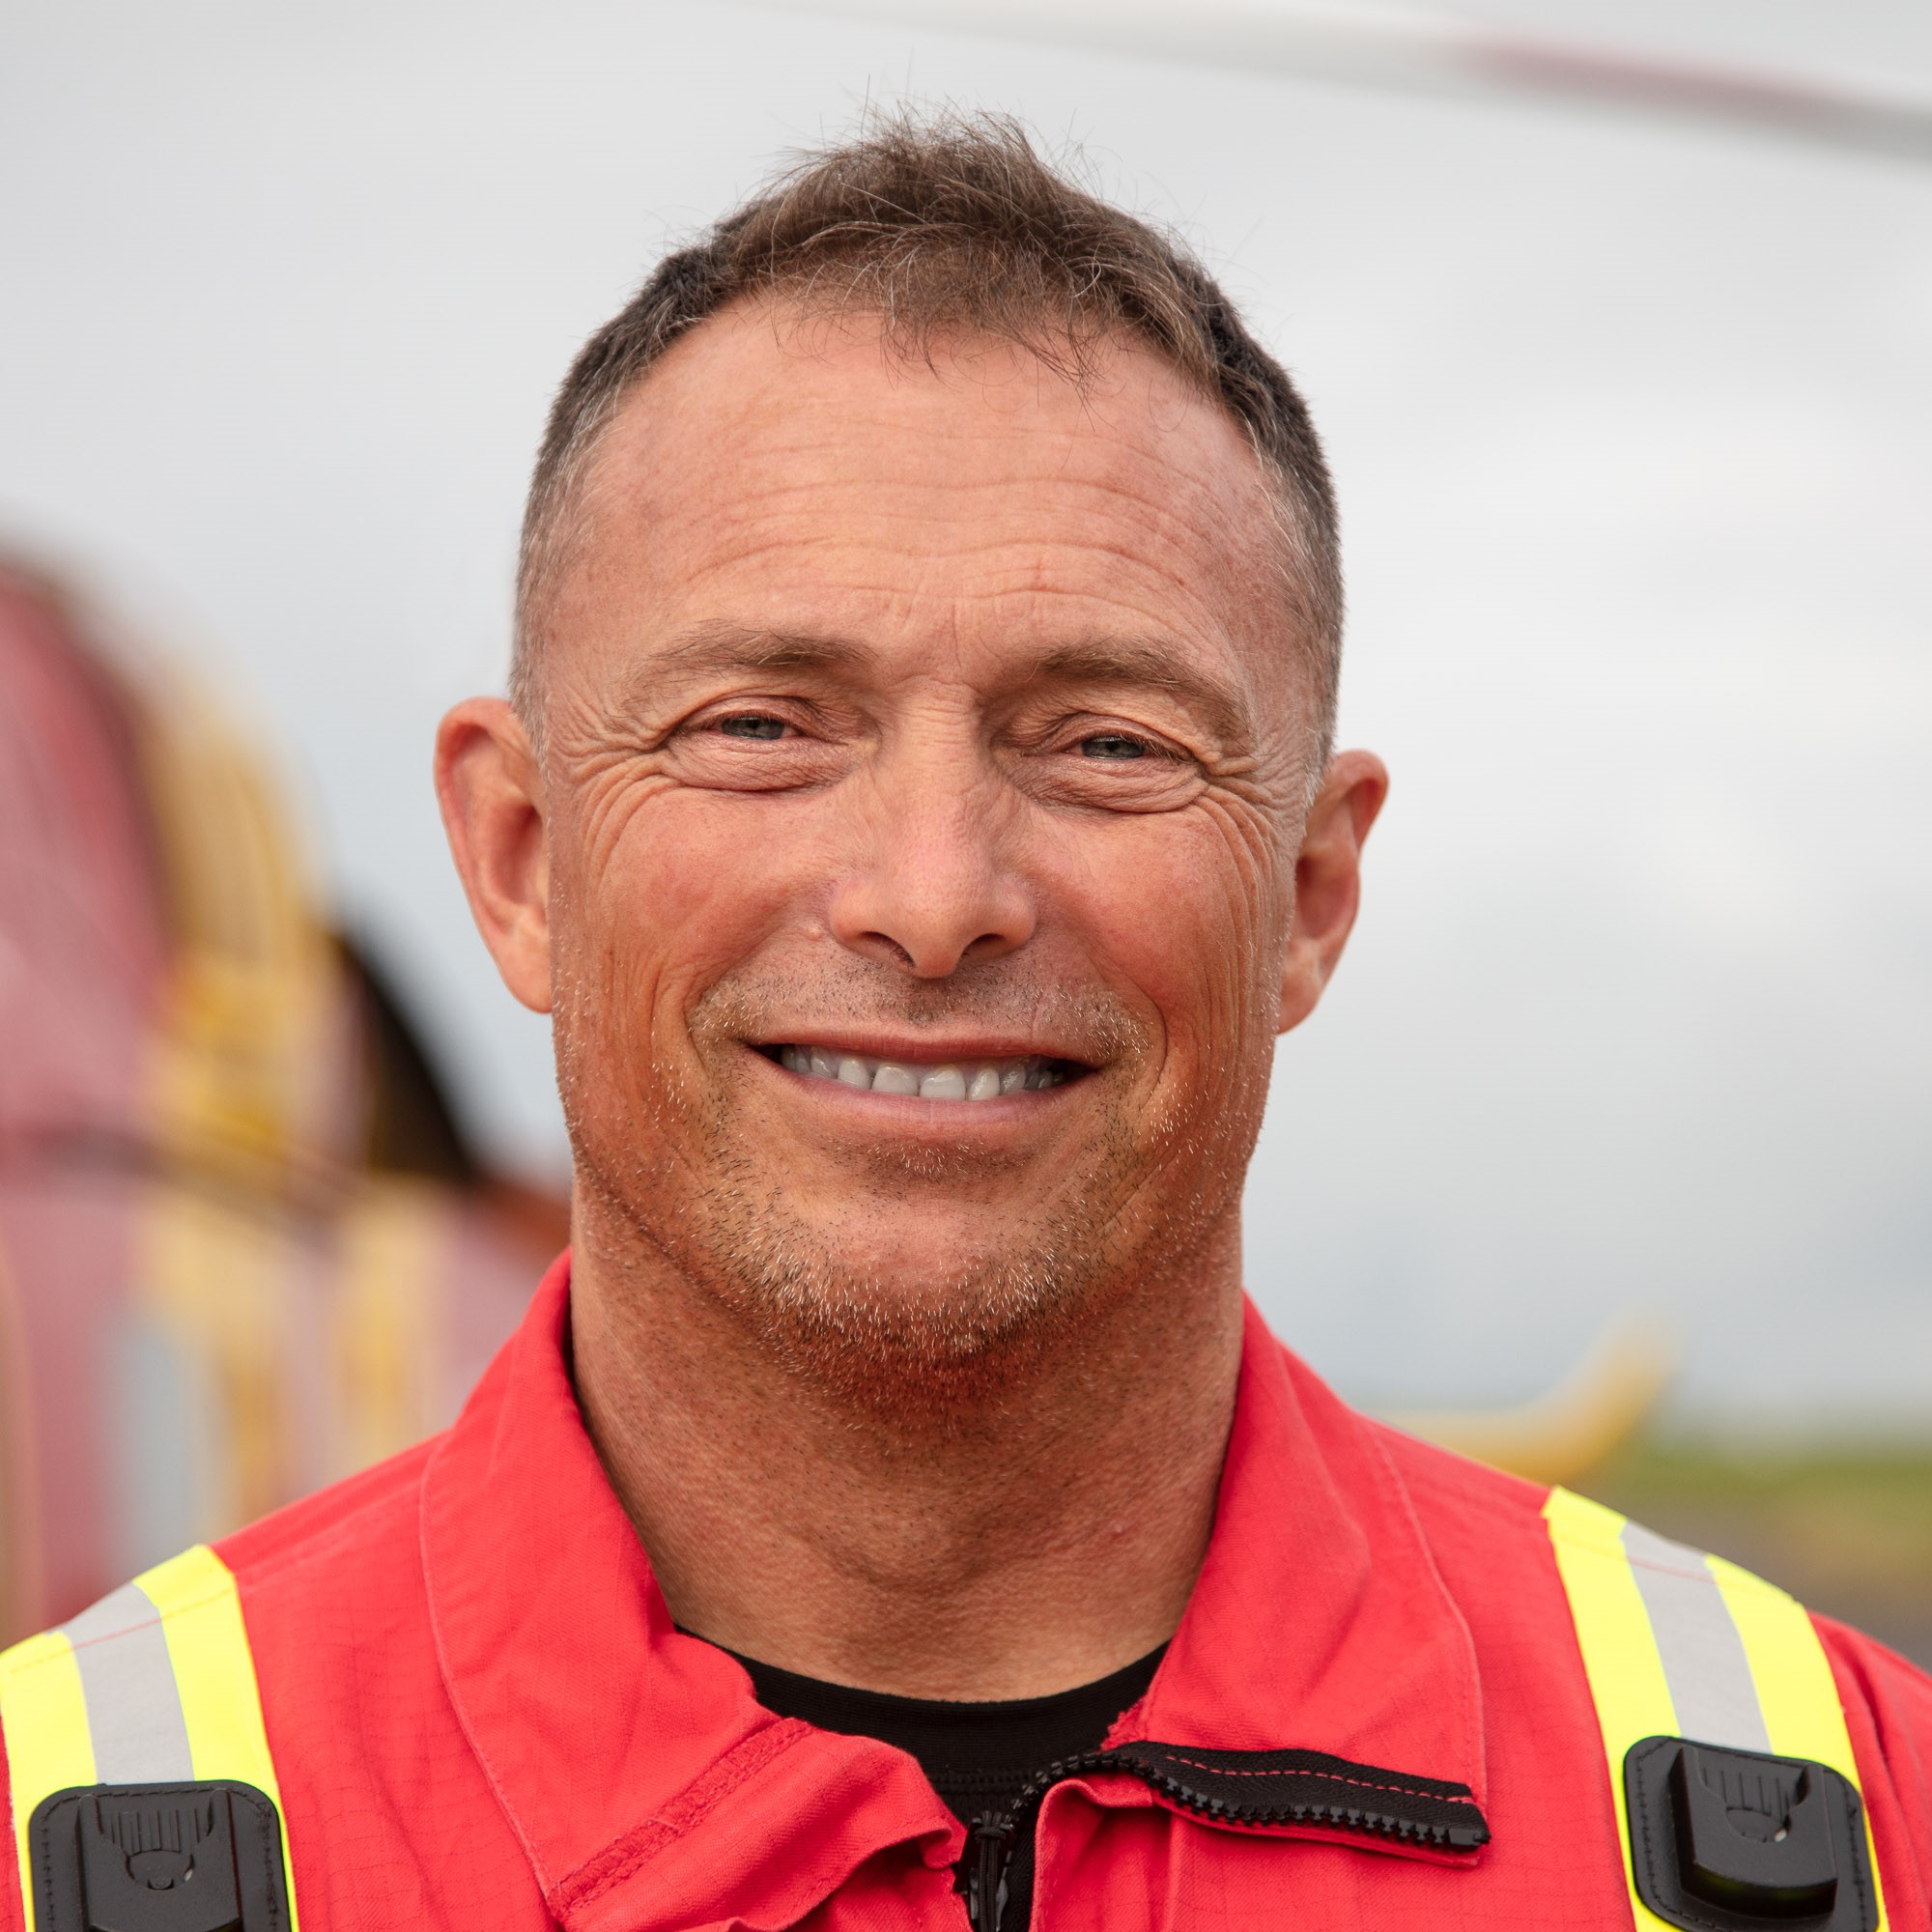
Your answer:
[7,1255,1929,1929]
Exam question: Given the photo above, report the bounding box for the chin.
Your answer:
[677,1198,1117,1409]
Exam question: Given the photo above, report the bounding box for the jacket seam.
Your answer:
[418,1434,557,1897]
[1546,1527,1770,1594]
[547,1719,816,1915]
[221,1458,436,1599]
[1351,1395,1488,1804]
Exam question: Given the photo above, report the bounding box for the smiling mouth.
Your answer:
[761,1044,1084,1101]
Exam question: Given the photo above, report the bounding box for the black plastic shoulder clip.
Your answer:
[1625,1737,1877,1932]
[28,1782,290,1932]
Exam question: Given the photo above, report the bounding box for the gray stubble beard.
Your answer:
[556,965,1252,1435]
[571,1076,1159,1436]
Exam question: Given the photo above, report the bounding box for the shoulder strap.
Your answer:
[0,1545,298,1932]
[1544,1486,1888,1931]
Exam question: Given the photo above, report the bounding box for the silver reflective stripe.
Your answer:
[60,1581,194,1783]
[1621,1520,1772,1752]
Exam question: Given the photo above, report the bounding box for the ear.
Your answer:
[434,697,553,1014]
[1277,749,1389,1036]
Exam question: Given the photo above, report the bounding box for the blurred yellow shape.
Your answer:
[1389,1319,1676,1487]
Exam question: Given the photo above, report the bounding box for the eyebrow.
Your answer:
[649,623,881,678]
[1030,639,1253,747]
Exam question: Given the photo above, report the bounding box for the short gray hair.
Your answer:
[514,111,1343,761]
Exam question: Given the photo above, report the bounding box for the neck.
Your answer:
[568,1196,1246,1701]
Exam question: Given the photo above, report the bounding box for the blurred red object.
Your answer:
[0,558,562,1642]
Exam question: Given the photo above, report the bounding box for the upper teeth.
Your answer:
[775,1046,1067,1099]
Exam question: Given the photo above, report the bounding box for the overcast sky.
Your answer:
[4,0,1929,1427]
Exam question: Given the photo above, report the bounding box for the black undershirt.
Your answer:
[727,1644,1166,1927]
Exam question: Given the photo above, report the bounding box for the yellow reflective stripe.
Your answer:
[135,1548,274,1787]
[1543,1488,1679,1932]
[1708,1555,1848,1768]
[1711,1553,1888,1931]
[1,1547,297,1932]
[1543,1491,1682,1738]
[0,1630,97,1932]
[1547,1488,1888,1932]
[133,1546,298,1932]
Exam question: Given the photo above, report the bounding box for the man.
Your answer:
[3,115,1928,1932]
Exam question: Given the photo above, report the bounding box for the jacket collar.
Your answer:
[1138,1297,1485,1792]
[420,1260,1484,1930]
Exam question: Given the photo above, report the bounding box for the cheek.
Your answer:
[561,786,814,1046]
[1047,807,1287,1070]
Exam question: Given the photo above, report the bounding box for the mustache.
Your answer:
[687,957,1150,1065]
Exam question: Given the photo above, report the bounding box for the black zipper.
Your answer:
[961,1741,1490,1932]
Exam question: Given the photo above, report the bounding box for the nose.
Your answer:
[826,779,1036,979]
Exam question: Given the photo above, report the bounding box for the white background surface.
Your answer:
[4,0,1929,1426]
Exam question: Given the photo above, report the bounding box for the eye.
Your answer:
[717,714,789,740]
[1079,732,1150,760]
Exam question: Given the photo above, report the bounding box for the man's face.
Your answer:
[524,307,1330,1395]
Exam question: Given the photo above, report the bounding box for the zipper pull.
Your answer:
[964,1813,1014,1932]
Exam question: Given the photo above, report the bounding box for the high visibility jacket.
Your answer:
[4,1256,1930,1931]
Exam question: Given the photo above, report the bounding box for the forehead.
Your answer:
[556,301,1293,695]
